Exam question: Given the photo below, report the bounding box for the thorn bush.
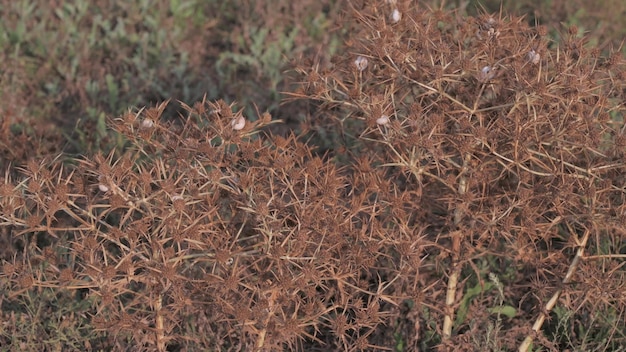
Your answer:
[1,1,626,351]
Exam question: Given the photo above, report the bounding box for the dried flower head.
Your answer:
[231,115,246,130]
[97,175,109,192]
[354,56,368,72]
[487,27,500,39]
[391,9,401,23]
[476,17,500,40]
[527,49,541,65]
[140,118,154,129]
[478,65,496,82]
[376,114,390,125]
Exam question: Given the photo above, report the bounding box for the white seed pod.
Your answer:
[391,8,401,23]
[231,115,246,130]
[171,194,184,202]
[487,27,500,39]
[354,56,368,72]
[478,65,496,82]
[97,175,109,192]
[140,118,154,129]
[527,49,540,65]
[376,114,390,125]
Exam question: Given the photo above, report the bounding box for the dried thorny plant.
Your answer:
[1,96,422,351]
[1,1,626,351]
[290,0,626,350]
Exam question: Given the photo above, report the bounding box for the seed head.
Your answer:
[391,9,401,23]
[354,56,368,72]
[140,118,154,129]
[527,50,540,65]
[488,27,500,39]
[478,65,496,82]
[231,115,246,130]
[97,175,110,193]
[376,114,390,125]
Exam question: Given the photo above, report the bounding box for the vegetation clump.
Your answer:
[1,0,625,351]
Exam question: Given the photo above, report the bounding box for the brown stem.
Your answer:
[442,153,471,340]
[518,229,591,352]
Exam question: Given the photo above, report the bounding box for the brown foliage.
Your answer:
[1,1,626,351]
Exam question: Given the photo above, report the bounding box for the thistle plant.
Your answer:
[1,1,626,351]
[294,0,626,350]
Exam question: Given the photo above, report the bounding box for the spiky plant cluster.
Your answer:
[292,0,626,350]
[1,97,416,350]
[1,1,626,351]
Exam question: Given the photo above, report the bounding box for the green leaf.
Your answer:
[105,74,119,111]
[487,305,517,318]
[455,281,494,326]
